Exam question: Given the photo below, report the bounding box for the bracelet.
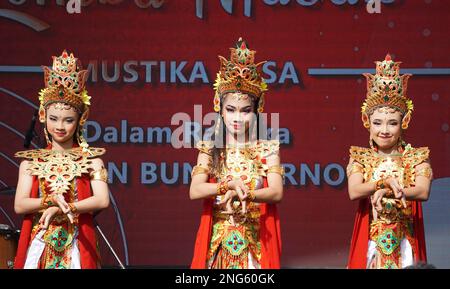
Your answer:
[246,190,256,202]
[217,180,229,196]
[40,195,55,209]
[191,165,210,177]
[267,165,285,177]
[375,178,387,191]
[68,203,78,214]
[90,168,108,183]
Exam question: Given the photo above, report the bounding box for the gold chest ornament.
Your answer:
[15,147,105,195]
[371,157,405,187]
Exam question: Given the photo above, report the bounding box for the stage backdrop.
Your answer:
[1,0,449,268]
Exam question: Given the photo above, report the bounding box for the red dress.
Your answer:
[14,146,104,269]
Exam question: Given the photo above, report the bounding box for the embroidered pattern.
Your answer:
[350,144,430,269]
[15,147,105,195]
[202,140,279,269]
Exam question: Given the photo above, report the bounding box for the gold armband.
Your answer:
[191,165,210,177]
[416,167,432,179]
[346,162,364,177]
[267,165,284,176]
[90,168,108,183]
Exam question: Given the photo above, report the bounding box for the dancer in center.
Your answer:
[189,38,283,269]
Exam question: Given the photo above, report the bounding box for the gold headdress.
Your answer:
[38,50,91,151]
[213,37,268,113]
[361,54,414,129]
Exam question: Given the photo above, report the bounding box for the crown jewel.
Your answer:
[361,54,413,116]
[213,38,268,113]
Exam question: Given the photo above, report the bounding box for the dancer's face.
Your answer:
[46,103,79,145]
[221,92,256,138]
[369,106,403,151]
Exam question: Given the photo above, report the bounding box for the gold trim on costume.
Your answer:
[361,54,413,116]
[196,140,214,155]
[267,165,284,176]
[90,168,108,182]
[246,190,256,202]
[348,143,433,269]
[68,203,78,214]
[346,161,364,177]
[416,166,432,179]
[39,50,90,114]
[217,179,230,196]
[213,38,268,113]
[191,165,210,177]
[40,195,55,209]
[15,147,105,195]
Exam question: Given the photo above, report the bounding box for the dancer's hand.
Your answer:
[227,178,249,200]
[385,177,404,199]
[219,194,236,226]
[240,199,247,215]
[385,177,407,208]
[399,192,407,208]
[39,206,61,229]
[66,212,75,224]
[51,193,70,214]
[372,205,378,222]
[219,190,237,213]
[371,189,389,212]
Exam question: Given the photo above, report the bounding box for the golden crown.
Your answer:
[39,50,90,115]
[361,54,413,116]
[213,38,268,113]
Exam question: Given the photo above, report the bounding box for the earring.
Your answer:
[257,95,265,113]
[44,127,51,146]
[369,138,378,152]
[214,116,224,149]
[397,136,406,153]
[77,125,90,153]
[250,113,258,141]
[213,92,221,112]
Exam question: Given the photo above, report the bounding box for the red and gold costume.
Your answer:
[14,51,107,269]
[347,55,431,269]
[190,39,282,269]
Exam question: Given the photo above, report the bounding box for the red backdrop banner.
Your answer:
[1,0,449,267]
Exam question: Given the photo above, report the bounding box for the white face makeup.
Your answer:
[221,92,256,140]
